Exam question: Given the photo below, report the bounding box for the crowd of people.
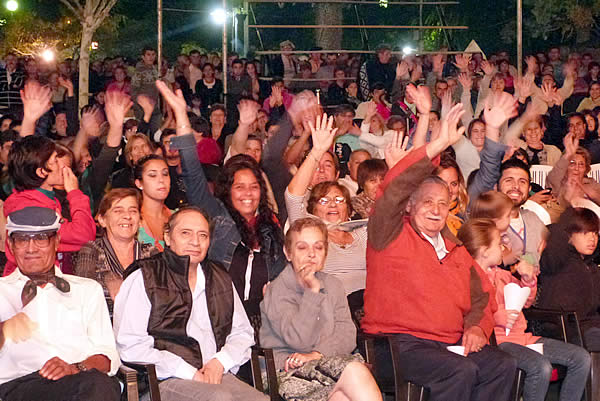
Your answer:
[0,40,600,401]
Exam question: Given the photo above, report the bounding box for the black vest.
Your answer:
[125,248,234,369]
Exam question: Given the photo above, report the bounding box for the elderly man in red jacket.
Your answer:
[362,105,517,401]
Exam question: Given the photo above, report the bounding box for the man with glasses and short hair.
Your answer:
[0,206,121,401]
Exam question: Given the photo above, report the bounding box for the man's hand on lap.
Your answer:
[39,357,79,381]
[200,358,224,384]
[462,326,487,356]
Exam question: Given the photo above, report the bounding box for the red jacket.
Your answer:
[3,188,96,276]
[361,146,497,344]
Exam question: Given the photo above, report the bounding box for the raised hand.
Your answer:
[406,84,432,114]
[525,56,538,74]
[440,89,453,119]
[440,103,466,146]
[137,94,156,120]
[411,62,423,82]
[21,81,52,123]
[105,91,133,129]
[308,113,338,157]
[80,106,103,138]
[288,91,320,129]
[57,76,74,96]
[365,101,378,119]
[238,99,260,126]
[396,61,409,79]
[514,76,533,100]
[384,130,410,169]
[458,72,473,91]
[480,60,495,76]
[563,62,577,80]
[453,53,471,72]
[156,80,190,136]
[563,132,579,158]
[483,92,518,129]
[432,54,445,74]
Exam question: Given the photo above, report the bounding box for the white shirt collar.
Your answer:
[421,231,449,260]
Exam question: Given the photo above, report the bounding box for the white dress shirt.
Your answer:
[113,263,254,381]
[0,268,120,385]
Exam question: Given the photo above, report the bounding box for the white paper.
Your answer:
[446,346,465,356]
[503,283,531,336]
[526,343,543,355]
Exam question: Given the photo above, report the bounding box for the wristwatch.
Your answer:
[76,361,88,372]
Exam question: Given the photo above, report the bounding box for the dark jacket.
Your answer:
[170,134,287,279]
[125,248,234,368]
[538,213,600,333]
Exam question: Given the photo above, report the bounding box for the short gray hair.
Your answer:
[408,176,450,207]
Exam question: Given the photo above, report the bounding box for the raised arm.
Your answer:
[406,84,431,149]
[287,114,337,197]
[20,81,52,137]
[230,99,260,157]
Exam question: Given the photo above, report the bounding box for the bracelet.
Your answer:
[178,124,190,130]
[308,151,321,163]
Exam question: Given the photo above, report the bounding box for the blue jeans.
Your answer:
[499,338,591,401]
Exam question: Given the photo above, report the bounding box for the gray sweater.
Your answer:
[259,265,357,370]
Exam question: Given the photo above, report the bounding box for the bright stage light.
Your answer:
[41,49,55,63]
[402,46,414,55]
[5,0,18,11]
[210,8,227,25]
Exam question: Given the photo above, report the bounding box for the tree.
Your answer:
[0,14,80,58]
[314,3,343,50]
[59,0,119,109]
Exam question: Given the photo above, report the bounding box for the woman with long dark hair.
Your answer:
[156,80,286,322]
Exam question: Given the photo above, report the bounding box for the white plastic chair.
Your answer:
[588,163,600,183]
[529,165,553,189]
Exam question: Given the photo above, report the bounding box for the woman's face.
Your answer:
[246,63,256,77]
[524,120,543,147]
[469,121,486,149]
[286,226,327,274]
[437,167,459,204]
[129,138,152,165]
[78,147,92,174]
[585,114,597,132]
[499,61,509,73]
[346,82,358,97]
[567,154,587,181]
[570,231,599,256]
[210,109,226,126]
[230,169,261,221]
[136,159,170,201]
[369,115,383,133]
[363,175,383,200]
[313,187,349,223]
[99,196,140,242]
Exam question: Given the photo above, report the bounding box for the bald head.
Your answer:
[348,150,371,182]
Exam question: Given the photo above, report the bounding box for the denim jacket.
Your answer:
[170,134,286,280]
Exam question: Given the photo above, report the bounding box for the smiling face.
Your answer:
[230,169,261,221]
[10,232,59,275]
[135,159,170,202]
[590,83,600,101]
[469,121,486,149]
[410,181,450,238]
[524,120,544,148]
[98,196,140,243]
[313,186,349,224]
[165,210,211,266]
[285,226,327,274]
[498,167,530,207]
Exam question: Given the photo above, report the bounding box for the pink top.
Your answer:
[485,266,540,346]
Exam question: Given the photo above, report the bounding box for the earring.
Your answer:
[138,186,143,190]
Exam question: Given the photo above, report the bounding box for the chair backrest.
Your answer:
[589,164,600,183]
[530,165,553,189]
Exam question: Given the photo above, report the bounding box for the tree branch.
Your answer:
[59,0,85,21]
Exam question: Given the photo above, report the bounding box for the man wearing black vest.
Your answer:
[113,206,266,401]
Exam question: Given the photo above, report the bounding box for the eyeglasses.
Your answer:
[318,196,346,206]
[569,160,586,169]
[10,232,56,249]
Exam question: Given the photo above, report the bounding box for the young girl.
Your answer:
[458,218,590,401]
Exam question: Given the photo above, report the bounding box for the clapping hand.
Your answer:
[439,103,466,147]
[432,54,445,74]
[396,61,409,79]
[525,56,538,74]
[481,60,495,76]
[563,132,579,158]
[81,106,103,138]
